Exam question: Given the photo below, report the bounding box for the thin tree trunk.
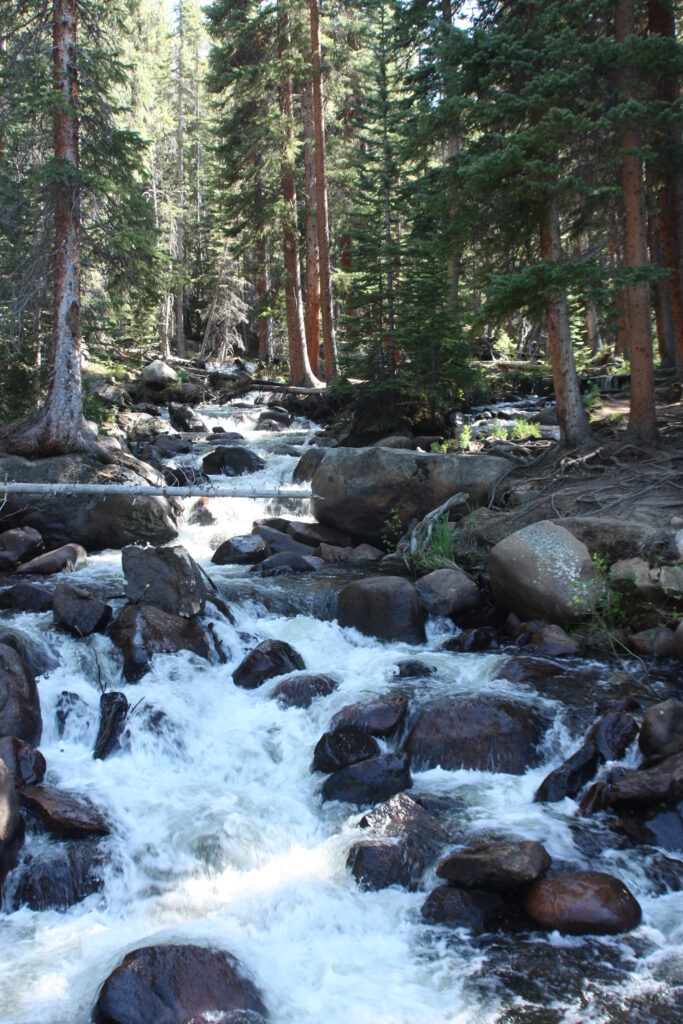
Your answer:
[150,158,170,359]
[616,1,657,442]
[302,81,320,376]
[609,213,629,357]
[647,181,677,368]
[176,1,185,358]
[309,0,338,382]
[539,195,593,447]
[0,0,100,457]
[257,236,273,363]
[277,1,319,388]
[578,236,601,354]
[380,41,397,370]
[194,43,203,303]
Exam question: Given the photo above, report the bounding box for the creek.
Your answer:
[0,397,681,1023]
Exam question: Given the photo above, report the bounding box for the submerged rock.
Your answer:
[53,582,112,636]
[0,643,42,745]
[321,752,411,805]
[109,604,212,682]
[3,837,106,911]
[523,871,642,935]
[336,577,426,644]
[233,639,305,689]
[92,944,267,1024]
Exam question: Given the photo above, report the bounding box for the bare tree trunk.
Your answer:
[309,0,338,382]
[150,158,171,359]
[647,181,677,368]
[257,236,273,363]
[278,2,320,388]
[194,42,203,304]
[381,46,397,371]
[609,213,629,357]
[176,1,185,359]
[539,195,593,447]
[302,82,320,376]
[616,1,657,442]
[0,0,101,458]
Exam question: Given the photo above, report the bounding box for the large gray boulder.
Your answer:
[415,567,481,618]
[312,447,510,543]
[122,544,206,618]
[489,520,604,624]
[336,576,426,644]
[139,359,177,386]
[0,453,178,552]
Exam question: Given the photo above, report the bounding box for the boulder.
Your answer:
[535,712,638,803]
[0,644,42,744]
[629,627,676,658]
[212,535,271,566]
[139,434,192,462]
[93,692,129,760]
[639,699,683,758]
[321,752,411,805]
[117,412,174,442]
[109,604,212,682]
[3,837,106,911]
[0,527,44,571]
[359,791,448,860]
[336,576,426,644]
[1,758,24,884]
[139,359,178,386]
[122,544,206,617]
[16,543,87,575]
[286,521,353,549]
[676,621,683,661]
[415,567,481,619]
[271,673,339,709]
[0,453,178,551]
[0,582,53,613]
[18,784,109,838]
[92,944,267,1024]
[404,698,543,774]
[312,726,380,774]
[589,711,639,761]
[523,871,642,935]
[316,543,384,564]
[53,582,112,636]
[489,521,604,624]
[331,696,409,738]
[0,737,45,787]
[293,447,326,484]
[312,447,510,543]
[232,639,305,689]
[258,409,292,427]
[187,498,216,527]
[168,402,205,432]
[530,624,582,658]
[252,524,314,557]
[437,840,551,891]
[347,838,424,891]
[421,885,506,932]
[604,752,683,808]
[374,435,414,449]
[252,552,318,576]
[203,446,265,476]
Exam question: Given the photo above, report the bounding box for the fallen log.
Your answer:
[0,481,314,501]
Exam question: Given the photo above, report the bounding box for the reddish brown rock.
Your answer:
[359,792,448,860]
[523,871,642,935]
[638,699,683,759]
[16,543,87,575]
[109,604,211,682]
[437,840,551,891]
[18,784,109,838]
[331,696,409,738]
[347,838,424,891]
[53,582,112,636]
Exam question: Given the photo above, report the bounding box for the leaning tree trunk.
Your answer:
[309,0,338,382]
[0,0,100,458]
[616,0,657,442]
[302,81,321,377]
[539,195,593,447]
[278,1,320,388]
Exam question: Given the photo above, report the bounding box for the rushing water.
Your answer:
[1,400,682,1023]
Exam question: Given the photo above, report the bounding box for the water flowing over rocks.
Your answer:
[270,672,339,709]
[18,784,110,838]
[232,639,305,689]
[358,792,448,860]
[203,445,266,476]
[52,582,112,636]
[321,752,412,805]
[535,711,638,803]
[523,871,642,935]
[109,604,212,682]
[122,544,206,617]
[3,837,106,912]
[336,576,426,643]
[330,696,409,737]
[168,402,206,432]
[312,726,380,773]
[347,838,424,891]
[92,944,267,1024]
[93,692,129,760]
[0,643,42,745]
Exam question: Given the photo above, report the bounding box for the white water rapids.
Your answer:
[0,400,681,1023]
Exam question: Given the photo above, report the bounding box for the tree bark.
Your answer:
[616,1,657,442]
[0,0,101,458]
[257,235,273,363]
[609,213,629,357]
[277,2,320,387]
[309,0,338,382]
[539,195,593,447]
[647,181,677,368]
[302,81,321,376]
[176,0,186,359]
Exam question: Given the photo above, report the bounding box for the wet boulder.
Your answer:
[252,552,318,576]
[359,791,448,860]
[336,577,426,644]
[92,943,267,1024]
[523,871,642,935]
[3,837,106,911]
[258,409,292,428]
[203,446,265,476]
[0,737,46,787]
[212,535,271,566]
[232,639,305,689]
[638,699,683,759]
[0,582,53,613]
[331,696,409,738]
[93,692,129,760]
[271,672,338,709]
[18,785,110,838]
[292,447,325,484]
[109,604,212,682]
[404,698,543,774]
[139,433,192,463]
[489,521,604,624]
[312,726,380,774]
[53,582,112,636]
[604,752,683,809]
[0,643,42,744]
[421,885,506,932]
[588,711,639,761]
[0,758,24,884]
[535,711,638,804]
[415,567,481,619]
[252,524,314,558]
[0,527,44,571]
[311,447,510,544]
[168,402,205,432]
[122,544,206,618]
[321,752,411,805]
[347,838,424,891]
[437,840,551,891]
[16,543,87,575]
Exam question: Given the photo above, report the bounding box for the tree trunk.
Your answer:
[176,1,186,359]
[539,195,593,447]
[616,1,657,442]
[609,213,629,357]
[277,2,320,388]
[648,0,683,374]
[302,81,321,376]
[257,235,273,363]
[647,180,677,368]
[0,0,100,458]
[309,0,338,382]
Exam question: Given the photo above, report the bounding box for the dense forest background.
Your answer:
[0,0,681,445]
